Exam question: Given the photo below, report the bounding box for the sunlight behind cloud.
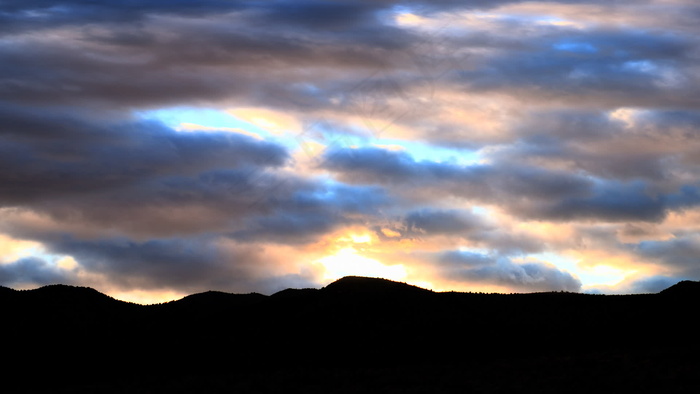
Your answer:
[177,123,264,140]
[0,234,42,263]
[394,12,428,27]
[609,108,642,128]
[316,247,407,282]
[2,0,699,299]
[584,264,628,286]
[228,107,303,135]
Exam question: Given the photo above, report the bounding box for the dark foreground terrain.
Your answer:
[2,276,699,393]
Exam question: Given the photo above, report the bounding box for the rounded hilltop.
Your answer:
[321,276,433,296]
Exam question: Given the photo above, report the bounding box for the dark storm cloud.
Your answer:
[437,250,581,292]
[322,147,700,222]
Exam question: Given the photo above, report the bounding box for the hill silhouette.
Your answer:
[659,279,700,297]
[165,290,268,310]
[3,277,700,393]
[321,275,432,296]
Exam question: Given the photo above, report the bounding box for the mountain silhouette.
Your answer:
[320,275,433,296]
[165,290,268,310]
[659,279,700,297]
[3,277,700,393]
[16,283,125,307]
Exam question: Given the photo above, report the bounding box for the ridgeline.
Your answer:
[3,276,699,393]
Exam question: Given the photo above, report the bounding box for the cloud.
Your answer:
[624,276,681,294]
[491,109,700,182]
[633,235,700,277]
[230,182,392,244]
[1,0,699,299]
[322,146,700,222]
[0,1,417,111]
[436,250,582,292]
[0,233,316,296]
[0,104,301,242]
[254,1,380,30]
[0,106,289,204]
[585,274,683,295]
[401,208,544,254]
[405,208,484,235]
[0,256,75,287]
[48,236,248,290]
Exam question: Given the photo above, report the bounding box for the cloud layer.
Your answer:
[1,0,699,301]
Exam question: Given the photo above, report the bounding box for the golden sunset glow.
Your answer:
[4,3,700,393]
[0,0,698,303]
[177,123,265,140]
[317,247,408,282]
[0,234,42,263]
[228,108,303,135]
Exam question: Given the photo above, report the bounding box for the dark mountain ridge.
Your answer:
[658,279,700,297]
[3,277,699,393]
[4,275,694,306]
[321,275,433,295]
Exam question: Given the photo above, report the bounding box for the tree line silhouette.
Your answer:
[2,276,699,393]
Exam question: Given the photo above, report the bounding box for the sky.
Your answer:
[1,0,699,303]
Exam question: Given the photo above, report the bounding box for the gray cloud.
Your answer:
[0,1,416,111]
[2,0,697,115]
[230,182,392,244]
[492,109,700,184]
[437,250,582,292]
[322,146,700,222]
[1,0,699,296]
[0,233,315,297]
[0,256,75,287]
[623,276,681,294]
[0,107,289,205]
[455,25,700,109]
[633,236,700,277]
[405,208,484,235]
[402,208,544,254]
[51,236,248,290]
[586,275,683,295]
